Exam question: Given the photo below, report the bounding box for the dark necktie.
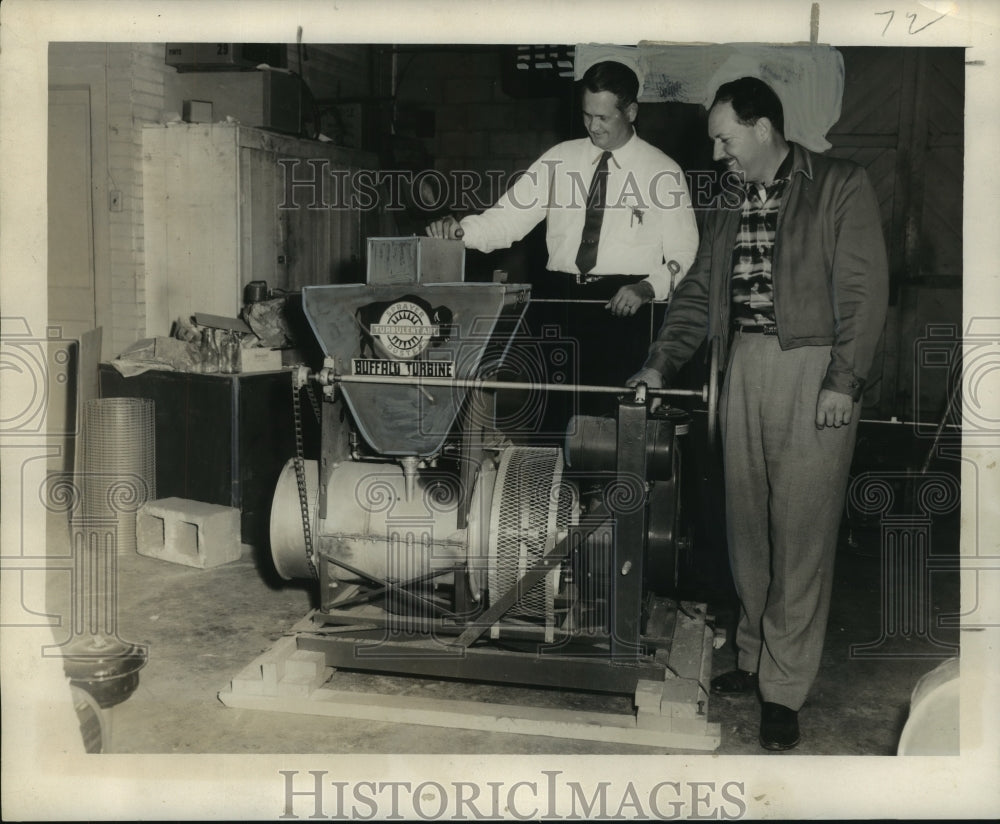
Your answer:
[575,150,612,275]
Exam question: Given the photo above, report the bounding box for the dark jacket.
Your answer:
[644,142,889,401]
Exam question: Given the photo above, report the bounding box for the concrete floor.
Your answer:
[57,532,961,758]
[47,428,961,758]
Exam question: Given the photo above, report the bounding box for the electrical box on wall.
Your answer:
[165,43,287,72]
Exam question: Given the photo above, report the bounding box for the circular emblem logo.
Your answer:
[370,301,439,360]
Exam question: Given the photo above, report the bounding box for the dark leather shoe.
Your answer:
[759,702,800,751]
[710,669,758,695]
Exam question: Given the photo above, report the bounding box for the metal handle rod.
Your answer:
[527,298,666,305]
[856,418,962,429]
[332,373,702,398]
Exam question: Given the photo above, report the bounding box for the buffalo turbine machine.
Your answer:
[263,237,720,748]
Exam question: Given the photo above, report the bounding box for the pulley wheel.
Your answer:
[270,458,319,580]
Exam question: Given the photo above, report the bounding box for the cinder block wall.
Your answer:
[391,47,572,280]
[107,44,166,359]
[50,43,570,352]
[395,48,571,213]
[48,43,373,360]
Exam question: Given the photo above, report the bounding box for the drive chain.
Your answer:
[291,376,318,579]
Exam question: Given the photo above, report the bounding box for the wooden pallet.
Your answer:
[218,603,721,751]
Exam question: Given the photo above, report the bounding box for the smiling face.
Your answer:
[582,89,637,152]
[708,100,770,183]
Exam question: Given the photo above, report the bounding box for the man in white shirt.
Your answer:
[427,61,698,318]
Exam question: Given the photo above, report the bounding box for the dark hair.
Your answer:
[581,61,639,110]
[711,76,785,137]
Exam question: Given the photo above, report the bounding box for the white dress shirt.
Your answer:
[459,132,699,299]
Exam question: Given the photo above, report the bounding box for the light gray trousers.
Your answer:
[719,333,859,711]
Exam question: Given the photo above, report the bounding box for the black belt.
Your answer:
[533,272,645,300]
[572,271,641,286]
[734,324,778,336]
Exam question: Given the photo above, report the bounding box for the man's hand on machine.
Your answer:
[425,215,464,240]
[627,367,664,412]
[605,280,654,317]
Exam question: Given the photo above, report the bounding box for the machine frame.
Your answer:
[221,238,721,749]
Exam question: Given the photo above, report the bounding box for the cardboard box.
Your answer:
[240,348,283,373]
[366,236,465,285]
[183,99,213,123]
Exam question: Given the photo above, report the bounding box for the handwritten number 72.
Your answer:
[876,9,949,36]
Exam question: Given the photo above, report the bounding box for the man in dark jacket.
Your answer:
[630,77,888,751]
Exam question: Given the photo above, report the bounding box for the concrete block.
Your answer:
[228,642,330,698]
[660,679,701,718]
[435,129,488,163]
[230,663,267,696]
[276,673,321,698]
[276,661,331,698]
[137,497,242,568]
[635,708,673,732]
[283,649,328,679]
[489,132,531,159]
[669,716,712,736]
[444,73,496,104]
[634,679,663,711]
[259,636,299,693]
[465,103,511,132]
[636,706,711,735]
